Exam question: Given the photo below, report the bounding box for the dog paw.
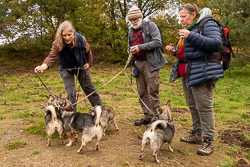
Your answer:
[77,149,83,154]
[169,148,173,152]
[66,143,72,147]
[47,144,51,147]
[139,154,143,160]
[95,145,100,150]
[154,159,160,164]
[116,128,119,131]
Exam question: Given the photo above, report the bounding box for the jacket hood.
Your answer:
[197,7,212,23]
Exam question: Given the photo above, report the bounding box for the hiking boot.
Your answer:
[197,138,214,156]
[134,119,150,126]
[180,131,202,144]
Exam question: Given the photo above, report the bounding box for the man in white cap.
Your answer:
[127,6,168,126]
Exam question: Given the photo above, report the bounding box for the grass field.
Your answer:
[0,55,250,166]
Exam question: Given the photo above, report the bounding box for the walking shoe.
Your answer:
[197,138,214,156]
[180,131,202,144]
[134,119,150,126]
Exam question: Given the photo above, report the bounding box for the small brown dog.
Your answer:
[139,100,175,163]
[89,105,119,135]
[44,95,64,146]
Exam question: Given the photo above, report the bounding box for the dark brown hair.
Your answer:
[179,3,200,19]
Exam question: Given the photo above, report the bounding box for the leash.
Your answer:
[128,58,158,119]
[35,73,55,99]
[35,73,61,108]
[72,52,134,106]
[36,52,157,120]
[124,70,158,120]
[60,67,91,109]
[80,68,92,110]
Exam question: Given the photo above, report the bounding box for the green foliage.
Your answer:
[32,150,40,155]
[150,4,182,47]
[247,151,250,160]
[220,163,234,167]
[4,141,26,150]
[25,119,46,136]
[10,110,43,119]
[228,145,242,154]
[0,0,181,63]
[1,0,249,67]
[208,0,250,67]
[179,150,189,155]
[0,114,6,120]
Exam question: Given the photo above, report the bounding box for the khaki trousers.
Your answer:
[182,78,217,140]
[136,60,160,122]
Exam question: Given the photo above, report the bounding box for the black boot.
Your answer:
[134,119,150,126]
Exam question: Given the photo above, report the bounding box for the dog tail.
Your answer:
[45,105,58,122]
[94,106,102,127]
[150,120,167,132]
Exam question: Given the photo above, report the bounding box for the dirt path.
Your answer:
[0,65,247,167]
[0,117,232,167]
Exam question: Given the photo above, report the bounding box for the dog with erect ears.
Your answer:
[139,100,175,163]
[89,105,119,135]
[44,95,64,146]
[58,96,104,154]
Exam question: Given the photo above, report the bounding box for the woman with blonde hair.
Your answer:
[35,21,102,110]
[165,3,223,156]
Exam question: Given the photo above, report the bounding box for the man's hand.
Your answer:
[130,45,139,54]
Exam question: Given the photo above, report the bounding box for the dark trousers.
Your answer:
[60,69,103,111]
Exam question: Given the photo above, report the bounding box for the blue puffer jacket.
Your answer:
[169,16,224,87]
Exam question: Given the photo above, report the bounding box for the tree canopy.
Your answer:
[0,0,249,65]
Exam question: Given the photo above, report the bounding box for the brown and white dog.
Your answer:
[58,97,104,153]
[44,95,64,146]
[89,105,119,135]
[139,100,175,163]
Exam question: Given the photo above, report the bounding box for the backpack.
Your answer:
[145,21,164,53]
[197,18,235,76]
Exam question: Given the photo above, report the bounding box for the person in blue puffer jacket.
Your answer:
[165,4,224,156]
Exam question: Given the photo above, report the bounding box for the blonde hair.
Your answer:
[179,3,200,20]
[55,21,77,51]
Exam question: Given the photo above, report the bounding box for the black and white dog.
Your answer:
[139,100,175,163]
[58,97,104,153]
[89,105,119,135]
